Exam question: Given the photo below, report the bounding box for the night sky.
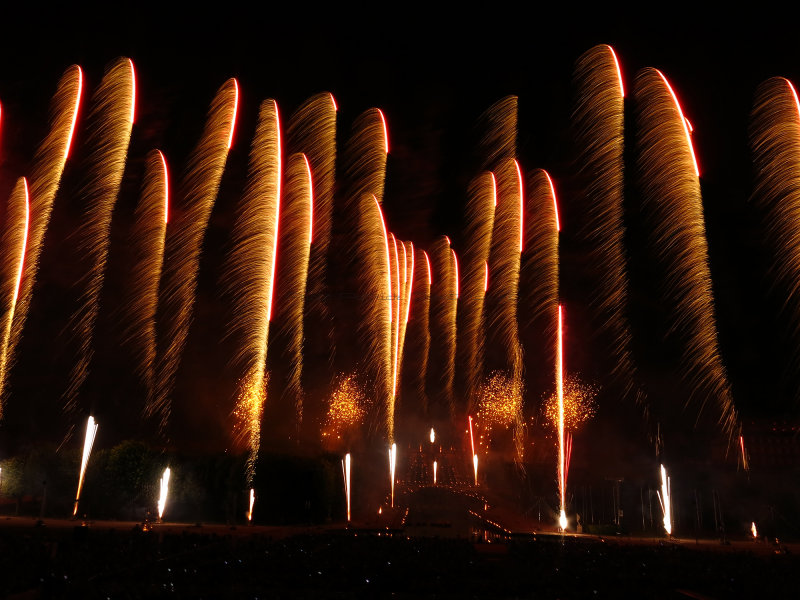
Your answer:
[1,12,799,456]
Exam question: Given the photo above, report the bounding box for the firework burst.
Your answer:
[322,373,367,448]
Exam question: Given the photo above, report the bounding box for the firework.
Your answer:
[400,249,431,416]
[389,442,397,507]
[322,373,367,446]
[573,45,642,405]
[274,153,313,432]
[225,97,280,475]
[656,464,672,535]
[357,196,393,439]
[557,306,566,529]
[750,77,800,396]
[634,68,736,434]
[342,453,351,522]
[476,371,524,430]
[247,488,255,522]
[429,427,435,444]
[393,241,414,411]
[543,375,598,433]
[751,521,758,539]
[73,415,98,516]
[343,108,388,210]
[478,96,517,171]
[157,466,171,520]
[433,460,437,485]
[64,57,136,416]
[456,173,496,414]
[0,179,29,413]
[286,93,337,426]
[122,150,169,400]
[154,78,239,432]
[468,415,478,485]
[428,237,456,417]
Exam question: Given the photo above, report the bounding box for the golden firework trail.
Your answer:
[275,152,313,431]
[428,236,456,417]
[73,415,98,516]
[343,108,388,209]
[357,196,393,439]
[226,97,279,487]
[485,159,523,383]
[0,179,30,415]
[154,78,239,431]
[286,93,337,384]
[573,44,642,403]
[476,371,524,430]
[749,77,800,393]
[322,372,367,447]
[520,169,560,380]
[123,150,169,399]
[478,96,517,171]
[634,67,736,433]
[401,249,431,414]
[557,306,566,530]
[390,235,400,402]
[342,453,351,521]
[389,441,397,507]
[657,464,672,535]
[456,172,496,414]
[157,466,171,520]
[4,65,83,407]
[396,241,414,398]
[64,58,136,415]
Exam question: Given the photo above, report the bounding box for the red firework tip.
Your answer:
[490,172,497,207]
[515,160,524,252]
[374,196,393,323]
[65,66,84,162]
[377,108,389,154]
[330,93,338,112]
[303,154,314,244]
[451,249,459,299]
[654,69,699,178]
[606,45,625,98]
[543,171,560,232]
[128,59,136,124]
[158,150,169,224]
[228,79,240,150]
[424,251,432,285]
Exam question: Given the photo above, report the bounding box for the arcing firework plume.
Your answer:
[275,153,313,432]
[394,241,414,404]
[0,179,30,414]
[64,58,136,415]
[478,96,517,171]
[400,250,431,415]
[343,108,388,210]
[122,150,169,399]
[572,45,642,403]
[427,237,456,418]
[749,77,800,393]
[286,93,337,424]
[154,78,239,432]
[485,159,523,384]
[226,98,280,486]
[4,66,82,408]
[633,68,736,434]
[456,173,496,414]
[357,196,393,439]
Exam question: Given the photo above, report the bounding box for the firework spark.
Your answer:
[479,96,517,171]
[634,68,736,434]
[456,173,496,415]
[573,44,642,406]
[428,237,456,417]
[73,415,98,516]
[123,150,169,400]
[544,375,598,433]
[343,108,388,209]
[343,453,351,522]
[157,466,171,520]
[557,306,566,529]
[0,179,29,413]
[154,78,239,432]
[64,57,136,416]
[401,250,431,415]
[389,442,397,507]
[322,373,367,447]
[476,371,524,430]
[657,464,672,535]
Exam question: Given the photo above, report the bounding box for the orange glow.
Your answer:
[468,415,475,456]
[424,250,432,285]
[783,78,800,120]
[374,196,392,323]
[490,172,497,207]
[267,102,282,321]
[484,261,489,292]
[607,45,625,98]
[544,170,560,232]
[377,108,389,154]
[303,154,314,245]
[330,93,338,112]
[128,59,136,124]
[64,66,84,162]
[444,235,451,246]
[405,244,414,324]
[392,235,400,397]
[515,160,524,252]
[12,179,30,307]
[451,249,459,299]
[228,79,240,150]
[557,305,565,520]
[655,69,699,177]
[157,151,169,224]
[684,117,693,134]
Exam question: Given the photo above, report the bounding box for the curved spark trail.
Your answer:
[750,77,800,395]
[634,67,736,434]
[226,98,281,486]
[428,236,456,418]
[123,150,169,400]
[343,108,388,209]
[5,66,83,407]
[457,173,496,414]
[154,78,239,433]
[479,96,517,171]
[64,57,136,415]
[573,44,642,404]
[275,153,313,433]
[401,250,431,415]
[0,179,30,414]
